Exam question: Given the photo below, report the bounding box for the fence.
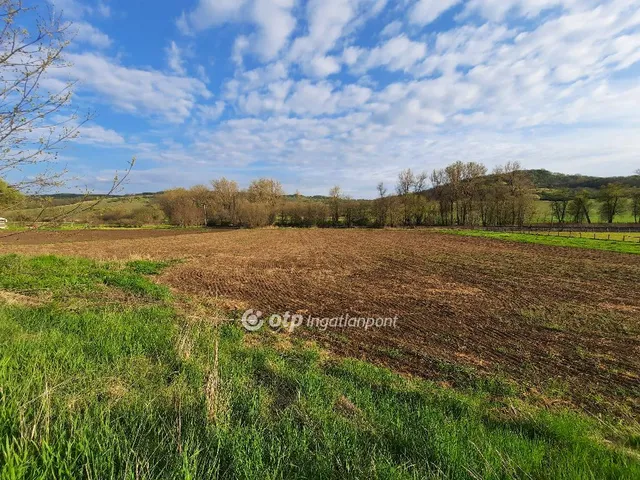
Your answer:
[478,224,640,233]
[460,224,640,243]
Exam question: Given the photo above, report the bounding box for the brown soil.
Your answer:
[0,228,210,245]
[2,228,639,415]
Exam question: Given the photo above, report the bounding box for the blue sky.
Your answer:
[38,0,640,197]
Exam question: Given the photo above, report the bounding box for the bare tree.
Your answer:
[190,185,213,226]
[550,189,571,224]
[374,182,388,227]
[247,178,284,224]
[247,178,284,205]
[0,0,88,194]
[396,169,415,197]
[157,189,201,227]
[396,169,415,225]
[329,185,342,225]
[211,178,239,225]
[430,168,449,225]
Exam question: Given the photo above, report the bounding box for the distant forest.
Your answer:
[528,169,640,192]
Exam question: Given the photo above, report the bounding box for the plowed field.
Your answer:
[2,228,639,415]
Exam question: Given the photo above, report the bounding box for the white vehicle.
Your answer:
[0,218,7,229]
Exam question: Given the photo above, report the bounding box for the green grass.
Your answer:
[1,255,639,478]
[437,229,640,255]
[0,254,170,300]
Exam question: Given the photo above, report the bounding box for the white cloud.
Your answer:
[195,65,210,83]
[251,0,296,60]
[409,0,461,26]
[307,56,342,78]
[176,12,191,36]
[71,21,112,49]
[50,0,111,19]
[97,1,111,17]
[356,35,428,72]
[342,46,363,66]
[181,0,247,31]
[179,0,296,60]
[286,81,337,116]
[197,101,226,121]
[381,20,403,38]
[288,0,388,73]
[76,124,125,145]
[232,36,250,66]
[63,53,211,122]
[463,0,584,22]
[166,41,186,75]
[50,0,91,19]
[289,0,359,58]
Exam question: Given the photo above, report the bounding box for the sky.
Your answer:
[37,0,640,197]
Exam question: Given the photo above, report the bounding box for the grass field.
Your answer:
[437,229,640,255]
[1,229,639,478]
[533,200,638,224]
[3,195,164,227]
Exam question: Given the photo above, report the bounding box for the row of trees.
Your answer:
[157,178,287,228]
[388,161,539,227]
[6,163,637,228]
[156,163,640,229]
[550,184,640,224]
[156,162,541,228]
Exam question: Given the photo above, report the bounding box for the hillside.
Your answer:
[527,169,640,190]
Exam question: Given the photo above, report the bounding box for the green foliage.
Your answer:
[567,190,593,224]
[0,254,638,478]
[598,184,627,224]
[0,179,22,209]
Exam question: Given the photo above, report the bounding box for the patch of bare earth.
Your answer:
[3,228,639,416]
[0,290,43,306]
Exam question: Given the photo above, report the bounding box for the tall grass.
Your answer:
[0,254,638,478]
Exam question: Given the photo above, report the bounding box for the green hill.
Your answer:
[526,169,640,190]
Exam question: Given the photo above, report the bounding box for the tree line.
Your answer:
[550,184,640,224]
[154,162,638,228]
